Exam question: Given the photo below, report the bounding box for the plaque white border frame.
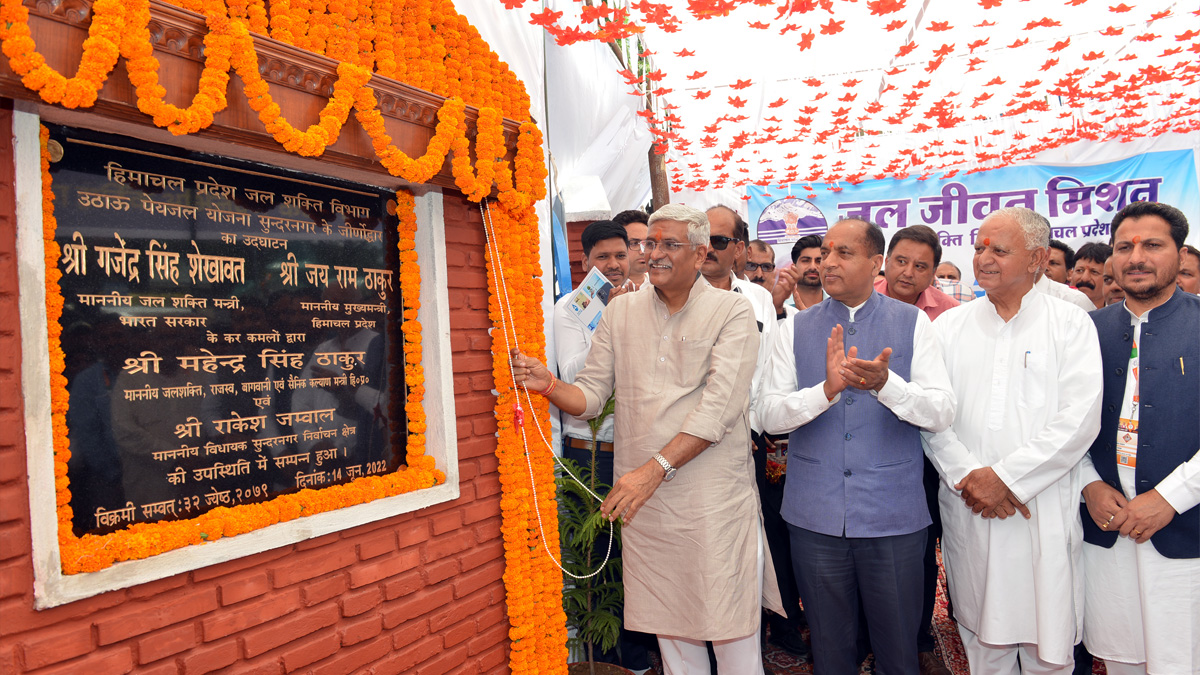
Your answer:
[14,109,461,608]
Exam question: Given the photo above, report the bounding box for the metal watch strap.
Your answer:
[652,453,676,480]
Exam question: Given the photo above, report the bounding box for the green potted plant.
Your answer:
[558,398,633,675]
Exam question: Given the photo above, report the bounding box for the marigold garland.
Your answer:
[0,0,125,109]
[484,196,564,673]
[394,188,437,474]
[121,0,235,135]
[9,0,566,668]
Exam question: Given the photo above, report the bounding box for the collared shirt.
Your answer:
[1034,274,1095,313]
[758,296,955,437]
[875,276,960,321]
[936,279,978,304]
[922,287,1102,663]
[731,273,776,433]
[551,286,614,443]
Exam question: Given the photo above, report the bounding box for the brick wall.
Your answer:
[564,220,594,290]
[0,105,511,674]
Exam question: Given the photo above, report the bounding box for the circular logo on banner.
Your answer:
[756,197,828,245]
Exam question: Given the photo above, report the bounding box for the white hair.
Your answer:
[648,203,710,246]
[987,207,1050,250]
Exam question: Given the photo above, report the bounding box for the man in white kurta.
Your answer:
[513,204,784,675]
[922,207,1102,674]
[1077,201,1200,675]
[703,205,777,435]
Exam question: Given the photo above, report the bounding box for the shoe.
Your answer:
[918,650,951,675]
[768,626,812,661]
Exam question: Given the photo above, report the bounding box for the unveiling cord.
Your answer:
[479,200,614,580]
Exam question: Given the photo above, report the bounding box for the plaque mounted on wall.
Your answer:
[46,124,409,538]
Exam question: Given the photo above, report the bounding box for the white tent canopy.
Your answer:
[489,0,1198,193]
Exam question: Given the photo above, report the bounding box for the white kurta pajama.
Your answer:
[1080,310,1200,674]
[571,275,785,641]
[922,289,1103,668]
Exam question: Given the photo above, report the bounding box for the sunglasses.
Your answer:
[744,262,776,272]
[709,235,738,251]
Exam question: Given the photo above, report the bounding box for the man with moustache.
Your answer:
[1177,244,1200,294]
[513,204,783,674]
[1071,242,1112,309]
[1047,240,1076,285]
[923,207,1102,674]
[1035,263,1096,313]
[759,218,956,675]
[734,209,752,280]
[1103,258,1126,306]
[1079,201,1199,675]
[705,205,777,429]
[746,239,779,292]
[614,209,650,289]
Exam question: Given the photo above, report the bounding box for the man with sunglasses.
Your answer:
[705,207,778,435]
[512,203,784,674]
[710,207,804,659]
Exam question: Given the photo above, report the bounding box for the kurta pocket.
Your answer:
[1018,352,1047,408]
[671,338,715,386]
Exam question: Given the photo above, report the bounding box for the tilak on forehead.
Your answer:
[983,237,991,247]
[1133,235,1141,244]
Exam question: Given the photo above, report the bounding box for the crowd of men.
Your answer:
[512,200,1198,675]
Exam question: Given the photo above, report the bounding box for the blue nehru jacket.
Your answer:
[1083,288,1200,559]
[782,292,932,538]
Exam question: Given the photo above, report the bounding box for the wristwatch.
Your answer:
[652,453,677,481]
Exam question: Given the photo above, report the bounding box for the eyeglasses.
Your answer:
[627,239,643,251]
[709,235,738,251]
[744,262,776,272]
[637,240,698,253]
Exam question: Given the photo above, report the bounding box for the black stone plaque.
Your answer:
[46,125,408,537]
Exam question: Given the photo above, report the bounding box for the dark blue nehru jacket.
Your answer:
[1083,288,1199,559]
